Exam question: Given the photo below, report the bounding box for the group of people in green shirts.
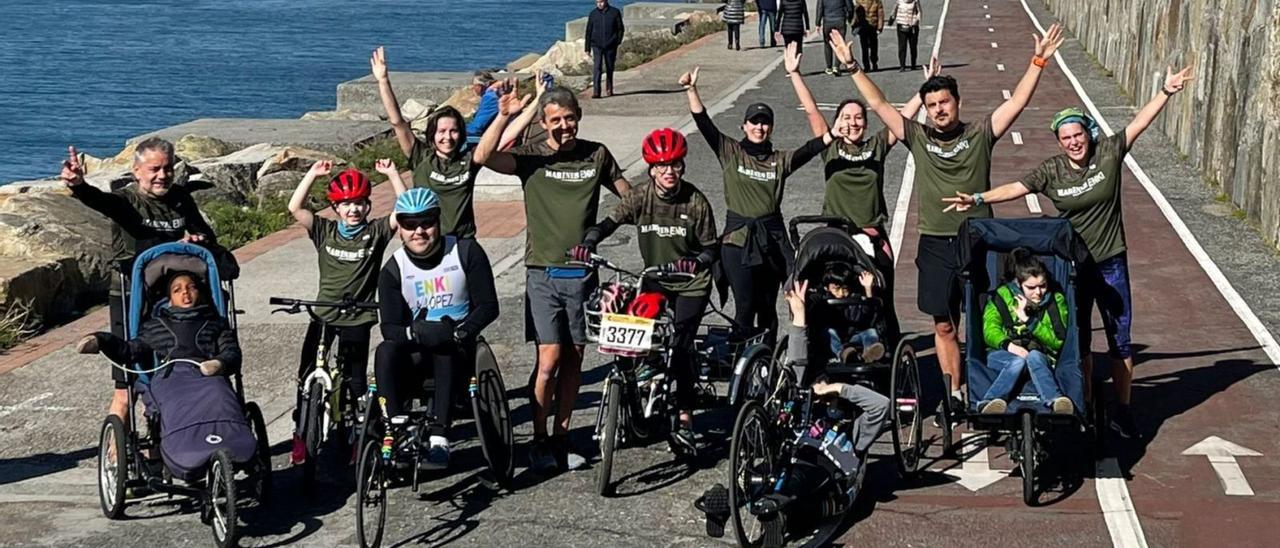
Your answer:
[63,22,1193,478]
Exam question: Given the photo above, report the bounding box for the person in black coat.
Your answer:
[77,271,241,378]
[777,0,810,54]
[584,0,625,98]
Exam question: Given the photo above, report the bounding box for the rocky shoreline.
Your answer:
[0,1,724,340]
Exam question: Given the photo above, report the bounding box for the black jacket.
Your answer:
[378,237,499,344]
[585,4,626,51]
[95,304,241,375]
[817,0,854,27]
[778,0,810,36]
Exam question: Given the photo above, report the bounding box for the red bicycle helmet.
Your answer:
[327,168,371,203]
[641,128,688,165]
[627,292,667,319]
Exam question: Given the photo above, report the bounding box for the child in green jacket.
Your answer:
[980,248,1072,415]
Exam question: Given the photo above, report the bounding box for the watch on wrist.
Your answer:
[453,328,468,342]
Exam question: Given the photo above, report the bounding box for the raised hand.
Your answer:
[941,191,976,213]
[1164,65,1194,94]
[858,270,875,291]
[1013,294,1030,322]
[60,145,85,186]
[370,47,389,82]
[308,159,333,178]
[1034,23,1064,59]
[497,79,532,116]
[679,66,700,89]
[924,55,941,79]
[829,29,858,71]
[783,42,802,74]
[374,158,398,176]
[784,278,809,326]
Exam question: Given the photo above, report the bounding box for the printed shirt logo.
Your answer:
[639,224,688,238]
[1056,171,1106,198]
[544,167,597,182]
[429,170,469,185]
[837,148,874,163]
[407,268,458,310]
[736,165,777,182]
[143,217,186,231]
[925,138,971,159]
[325,244,370,262]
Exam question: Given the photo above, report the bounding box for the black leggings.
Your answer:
[294,321,372,432]
[897,25,919,68]
[373,339,465,437]
[727,23,741,48]
[721,244,788,345]
[823,25,845,69]
[782,33,804,55]
[660,290,710,411]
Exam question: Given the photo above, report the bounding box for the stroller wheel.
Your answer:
[245,402,273,504]
[97,415,128,519]
[208,449,238,548]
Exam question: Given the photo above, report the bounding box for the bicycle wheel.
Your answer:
[208,449,238,548]
[596,378,623,496]
[729,401,776,548]
[244,402,272,504]
[471,339,514,487]
[890,339,924,477]
[356,438,387,548]
[302,379,325,490]
[1021,412,1037,506]
[98,415,128,519]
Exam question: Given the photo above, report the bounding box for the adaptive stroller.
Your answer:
[95,242,270,548]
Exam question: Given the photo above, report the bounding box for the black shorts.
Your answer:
[915,234,961,320]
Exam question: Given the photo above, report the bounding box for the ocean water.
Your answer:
[0,0,635,183]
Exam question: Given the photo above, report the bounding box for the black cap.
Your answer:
[743,103,774,124]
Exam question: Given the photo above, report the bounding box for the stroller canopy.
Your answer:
[792,227,882,287]
[127,242,230,340]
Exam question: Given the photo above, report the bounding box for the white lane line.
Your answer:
[890,0,951,263]
[989,28,995,32]
[991,42,999,48]
[1002,89,1012,100]
[1017,0,1280,367]
[997,63,1006,72]
[985,13,991,19]
[1011,131,1023,145]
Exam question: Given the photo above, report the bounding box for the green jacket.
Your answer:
[983,283,1068,358]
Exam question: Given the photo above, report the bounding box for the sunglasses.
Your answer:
[398,214,440,231]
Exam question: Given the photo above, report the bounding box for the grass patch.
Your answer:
[348,137,408,184]
[204,195,293,250]
[0,301,36,352]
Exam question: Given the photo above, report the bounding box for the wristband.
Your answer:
[1161,86,1176,97]
[973,192,985,206]
[1031,56,1048,68]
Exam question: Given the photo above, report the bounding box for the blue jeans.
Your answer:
[982,350,1063,406]
[758,10,777,46]
[828,328,879,358]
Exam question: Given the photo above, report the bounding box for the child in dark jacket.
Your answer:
[77,271,241,376]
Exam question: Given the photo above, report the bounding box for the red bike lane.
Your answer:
[842,1,1280,545]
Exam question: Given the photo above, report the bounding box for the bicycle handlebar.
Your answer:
[567,253,697,281]
[268,296,379,317]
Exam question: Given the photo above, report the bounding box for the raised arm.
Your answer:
[941,181,1033,212]
[373,158,408,231]
[1125,65,1193,148]
[498,71,550,150]
[990,23,1064,138]
[287,160,330,230]
[61,145,135,218]
[830,30,907,141]
[887,56,941,146]
[681,67,724,153]
[370,47,415,158]
[785,43,830,138]
[472,79,532,175]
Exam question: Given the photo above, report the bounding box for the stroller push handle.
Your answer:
[788,215,855,247]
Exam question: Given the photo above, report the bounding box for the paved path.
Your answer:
[3,2,1279,546]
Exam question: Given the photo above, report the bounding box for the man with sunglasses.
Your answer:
[570,128,718,452]
[372,188,499,470]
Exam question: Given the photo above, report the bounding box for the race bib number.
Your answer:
[598,313,656,356]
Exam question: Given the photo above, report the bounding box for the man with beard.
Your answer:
[474,84,630,472]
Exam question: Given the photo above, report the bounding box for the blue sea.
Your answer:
[0,0,636,183]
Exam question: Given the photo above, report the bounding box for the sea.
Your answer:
[0,0,637,183]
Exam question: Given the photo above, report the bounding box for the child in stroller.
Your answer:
[819,261,887,364]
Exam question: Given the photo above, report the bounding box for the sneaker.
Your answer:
[980,399,1007,414]
[672,425,698,456]
[1051,397,1074,415]
[634,363,660,382]
[290,433,306,465]
[528,437,557,472]
[1110,406,1139,439]
[831,67,841,77]
[860,342,886,363]
[422,436,450,470]
[839,346,860,364]
[550,434,586,471]
[824,68,834,75]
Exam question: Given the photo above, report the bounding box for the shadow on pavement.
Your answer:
[239,439,355,547]
[0,446,96,485]
[393,471,508,547]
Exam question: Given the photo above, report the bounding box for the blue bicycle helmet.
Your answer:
[394,187,441,216]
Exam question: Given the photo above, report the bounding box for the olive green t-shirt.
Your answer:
[904,118,998,236]
[511,139,623,267]
[1022,132,1129,261]
[308,216,394,325]
[607,181,718,295]
[409,140,482,238]
[716,140,797,246]
[821,129,891,228]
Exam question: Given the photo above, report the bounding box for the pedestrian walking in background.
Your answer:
[723,0,746,50]
[585,0,625,98]
[777,0,810,54]
[854,0,884,71]
[889,0,922,70]
[817,0,854,75]
[757,0,779,47]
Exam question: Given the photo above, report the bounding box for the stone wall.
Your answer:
[1042,0,1280,247]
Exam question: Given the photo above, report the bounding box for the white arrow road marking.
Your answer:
[1182,436,1263,496]
[938,433,1008,491]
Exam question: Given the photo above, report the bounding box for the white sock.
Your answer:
[951,389,963,400]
